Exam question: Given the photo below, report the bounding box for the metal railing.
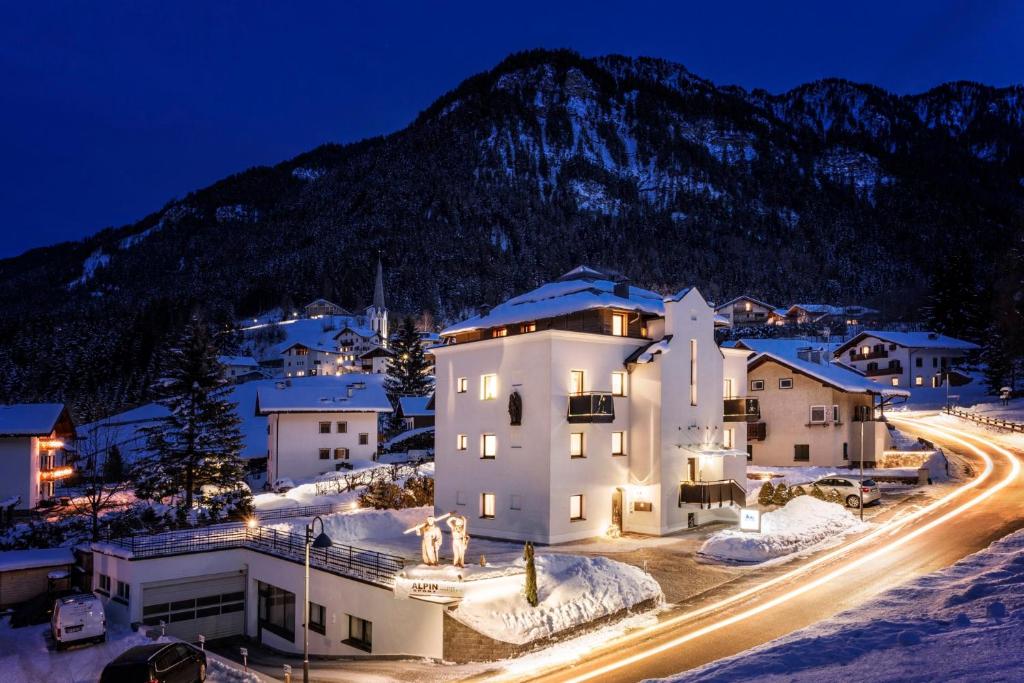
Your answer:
[254,502,351,523]
[865,365,902,376]
[679,479,746,509]
[101,524,404,586]
[850,349,888,362]
[567,392,616,423]
[945,407,1024,433]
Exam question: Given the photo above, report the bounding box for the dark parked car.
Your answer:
[100,642,207,682]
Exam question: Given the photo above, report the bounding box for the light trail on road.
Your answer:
[501,417,1021,683]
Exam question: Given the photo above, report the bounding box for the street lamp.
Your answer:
[304,515,332,683]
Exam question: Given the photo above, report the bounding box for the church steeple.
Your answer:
[369,256,389,348]
[373,257,386,312]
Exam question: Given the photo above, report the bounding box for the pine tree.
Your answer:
[103,444,125,483]
[137,318,247,512]
[772,482,791,506]
[757,481,776,507]
[790,485,806,498]
[826,487,843,505]
[523,542,539,607]
[810,484,827,501]
[384,316,434,400]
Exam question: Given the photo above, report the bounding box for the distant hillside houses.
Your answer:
[714,296,880,330]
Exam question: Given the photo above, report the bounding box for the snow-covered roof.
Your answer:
[714,295,777,311]
[785,303,845,316]
[397,396,434,418]
[359,345,394,359]
[334,324,378,340]
[0,404,70,437]
[748,352,911,397]
[626,336,673,365]
[441,266,665,336]
[255,375,392,414]
[218,355,259,368]
[730,338,838,358]
[0,547,74,572]
[835,330,980,354]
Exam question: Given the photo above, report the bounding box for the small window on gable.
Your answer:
[750,379,765,391]
[779,378,793,389]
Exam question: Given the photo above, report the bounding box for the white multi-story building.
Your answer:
[256,376,392,483]
[834,330,980,391]
[432,267,748,544]
[0,404,76,510]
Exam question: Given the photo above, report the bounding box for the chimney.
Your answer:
[613,280,631,299]
[347,387,354,398]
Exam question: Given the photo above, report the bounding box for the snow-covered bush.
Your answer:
[772,482,791,506]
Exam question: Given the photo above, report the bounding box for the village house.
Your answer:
[218,355,265,382]
[714,296,778,327]
[359,346,394,374]
[279,340,346,378]
[397,396,435,430]
[730,339,909,468]
[256,375,392,483]
[834,330,980,391]
[303,298,350,318]
[0,404,76,511]
[432,266,748,544]
[773,303,881,329]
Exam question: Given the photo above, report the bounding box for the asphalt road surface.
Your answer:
[502,417,1024,683]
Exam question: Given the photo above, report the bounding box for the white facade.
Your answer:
[433,274,746,544]
[836,332,980,392]
[0,404,75,510]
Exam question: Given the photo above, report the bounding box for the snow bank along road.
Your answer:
[497,417,1024,683]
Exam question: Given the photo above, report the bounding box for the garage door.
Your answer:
[142,572,245,642]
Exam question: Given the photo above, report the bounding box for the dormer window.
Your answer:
[611,313,627,337]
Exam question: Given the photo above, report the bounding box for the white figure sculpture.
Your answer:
[414,516,443,566]
[446,513,469,568]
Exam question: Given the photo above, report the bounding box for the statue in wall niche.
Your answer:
[407,515,445,566]
[508,390,523,426]
[446,513,470,567]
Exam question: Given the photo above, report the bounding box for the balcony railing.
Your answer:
[865,365,903,377]
[679,479,746,509]
[748,422,767,441]
[724,398,760,422]
[850,349,888,362]
[567,392,615,423]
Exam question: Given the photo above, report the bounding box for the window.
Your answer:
[889,343,897,350]
[750,379,765,391]
[611,372,627,396]
[318,421,331,434]
[569,370,585,396]
[744,301,752,311]
[457,377,468,393]
[915,376,923,386]
[334,448,349,460]
[456,434,468,451]
[794,444,810,462]
[481,374,498,400]
[492,327,508,338]
[809,405,827,424]
[569,494,585,521]
[481,493,496,518]
[521,322,536,333]
[258,581,295,642]
[336,421,348,433]
[746,444,753,462]
[309,602,326,635]
[832,405,841,423]
[932,376,941,388]
[570,432,585,458]
[779,378,793,389]
[915,357,923,367]
[318,448,330,460]
[843,442,849,460]
[612,431,625,456]
[932,357,939,368]
[510,494,522,510]
[891,377,900,387]
[481,434,497,458]
[861,345,870,355]
[97,574,110,595]
[358,433,369,445]
[723,428,735,449]
[723,378,733,399]
[345,615,372,652]
[689,339,698,406]
[611,312,627,336]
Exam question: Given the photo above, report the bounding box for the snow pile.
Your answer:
[270,506,428,543]
[664,529,1024,683]
[700,496,867,563]
[451,553,663,645]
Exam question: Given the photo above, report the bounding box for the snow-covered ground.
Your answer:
[451,553,663,644]
[0,620,257,683]
[699,496,868,564]
[659,528,1024,682]
[252,461,434,511]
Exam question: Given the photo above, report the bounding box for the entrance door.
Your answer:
[611,488,623,529]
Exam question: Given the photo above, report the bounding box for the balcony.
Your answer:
[567,392,615,423]
[724,398,760,422]
[865,365,903,377]
[732,312,768,324]
[748,422,767,441]
[850,349,888,362]
[679,479,746,509]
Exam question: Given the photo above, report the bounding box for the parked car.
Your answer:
[100,642,207,682]
[51,593,106,649]
[811,476,881,508]
[272,477,295,493]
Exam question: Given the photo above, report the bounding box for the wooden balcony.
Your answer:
[850,349,888,361]
[567,392,615,423]
[865,365,903,377]
[724,398,761,422]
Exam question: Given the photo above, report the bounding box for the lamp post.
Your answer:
[304,515,332,683]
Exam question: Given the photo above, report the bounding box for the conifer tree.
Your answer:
[103,444,125,483]
[771,482,791,506]
[384,316,434,400]
[136,318,247,512]
[757,481,776,507]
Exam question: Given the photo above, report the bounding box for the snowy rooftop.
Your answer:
[0,403,68,437]
[255,374,392,414]
[730,338,839,358]
[0,547,74,572]
[397,396,433,417]
[837,330,981,353]
[441,266,666,336]
[785,303,845,316]
[749,351,911,397]
[715,295,777,311]
[217,355,259,367]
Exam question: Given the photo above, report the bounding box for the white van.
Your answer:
[51,593,106,649]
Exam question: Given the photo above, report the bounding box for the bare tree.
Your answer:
[62,427,135,541]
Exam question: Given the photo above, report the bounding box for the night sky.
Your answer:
[1,1,1021,257]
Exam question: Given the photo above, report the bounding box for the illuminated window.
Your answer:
[611,372,627,396]
[481,434,497,458]
[915,376,923,386]
[809,405,827,424]
[481,374,498,400]
[612,431,626,455]
[492,327,508,338]
[457,434,468,451]
[611,313,627,336]
[481,493,496,518]
[860,345,870,355]
[457,377,468,393]
[744,301,752,311]
[569,494,585,521]
[569,432,585,458]
[891,377,900,387]
[570,370,585,396]
[723,428,734,449]
[689,339,698,406]
[521,322,536,333]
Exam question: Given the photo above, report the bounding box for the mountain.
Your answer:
[1,48,1022,420]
